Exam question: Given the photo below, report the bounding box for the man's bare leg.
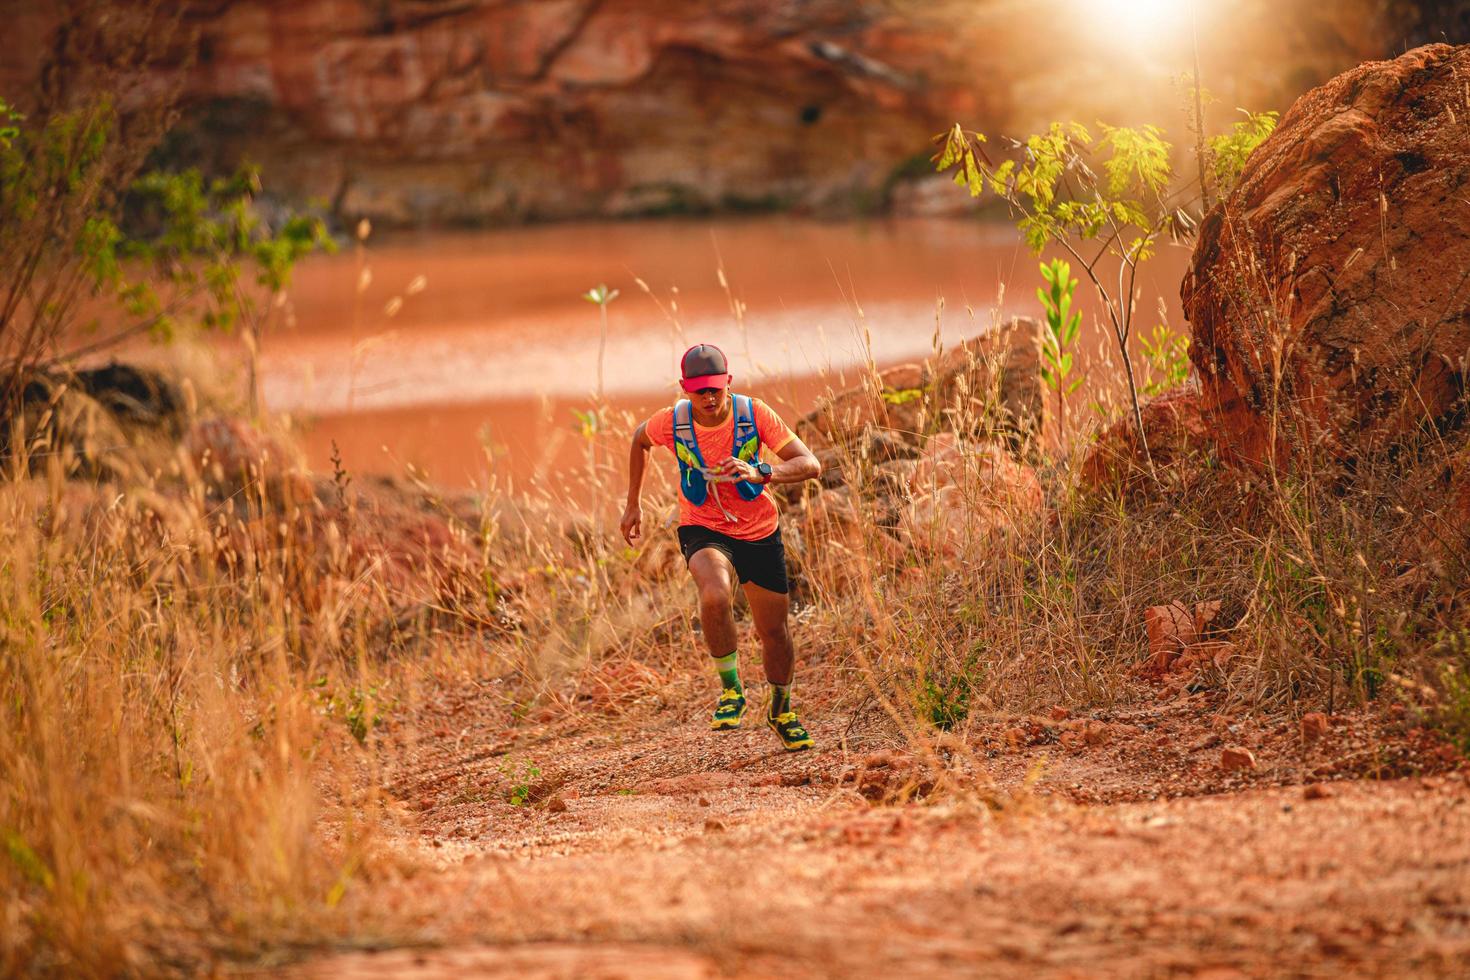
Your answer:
[743,581,812,750]
[742,581,793,685]
[687,548,738,656]
[687,548,747,730]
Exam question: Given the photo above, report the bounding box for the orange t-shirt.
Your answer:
[645,396,796,541]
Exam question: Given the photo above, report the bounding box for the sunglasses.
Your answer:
[693,387,723,396]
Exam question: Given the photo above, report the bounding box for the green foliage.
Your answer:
[881,386,924,406]
[916,655,976,730]
[4,828,54,890]
[501,759,542,806]
[0,99,19,150]
[0,94,334,375]
[571,407,601,439]
[1207,110,1278,193]
[1432,632,1470,753]
[932,121,1180,260]
[312,677,392,744]
[125,167,336,335]
[1037,259,1083,400]
[1141,323,1190,396]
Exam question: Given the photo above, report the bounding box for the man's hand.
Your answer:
[620,503,643,545]
[714,456,761,484]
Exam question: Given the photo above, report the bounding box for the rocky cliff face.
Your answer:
[155,0,994,225]
[1,0,1408,227]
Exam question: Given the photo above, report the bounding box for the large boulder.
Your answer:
[1181,43,1470,468]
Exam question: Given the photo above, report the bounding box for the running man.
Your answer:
[620,344,822,751]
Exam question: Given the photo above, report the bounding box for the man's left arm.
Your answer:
[715,400,821,485]
[762,435,821,484]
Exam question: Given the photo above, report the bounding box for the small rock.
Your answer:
[1082,721,1110,746]
[545,796,569,813]
[1144,601,1197,667]
[704,818,726,833]
[1049,706,1070,721]
[1059,730,1086,752]
[697,795,711,807]
[1304,783,1332,800]
[1220,747,1256,771]
[1301,712,1330,743]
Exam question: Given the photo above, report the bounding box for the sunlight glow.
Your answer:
[1083,0,1190,49]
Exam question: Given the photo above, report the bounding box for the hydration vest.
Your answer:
[672,394,765,506]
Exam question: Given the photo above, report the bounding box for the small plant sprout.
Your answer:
[502,759,542,806]
[1141,322,1191,396]
[582,283,621,402]
[1037,258,1084,444]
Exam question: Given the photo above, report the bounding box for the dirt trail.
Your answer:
[295,679,1470,979]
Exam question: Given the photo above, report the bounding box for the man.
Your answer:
[620,344,822,751]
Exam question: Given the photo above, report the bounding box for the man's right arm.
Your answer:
[621,421,655,544]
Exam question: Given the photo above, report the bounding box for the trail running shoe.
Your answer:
[710,688,747,731]
[767,711,814,752]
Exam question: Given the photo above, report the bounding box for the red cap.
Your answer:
[679,343,732,392]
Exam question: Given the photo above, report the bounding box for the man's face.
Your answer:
[691,383,728,415]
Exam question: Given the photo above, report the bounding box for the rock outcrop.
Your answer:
[795,317,1045,457]
[785,323,1046,576]
[1181,43,1470,468]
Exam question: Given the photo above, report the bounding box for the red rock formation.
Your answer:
[796,318,1044,457]
[1181,43,1470,468]
[0,0,1400,226]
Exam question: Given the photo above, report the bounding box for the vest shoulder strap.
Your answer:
[732,393,757,432]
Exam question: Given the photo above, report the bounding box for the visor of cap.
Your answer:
[680,373,732,392]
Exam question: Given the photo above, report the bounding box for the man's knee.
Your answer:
[755,617,790,647]
[698,578,733,611]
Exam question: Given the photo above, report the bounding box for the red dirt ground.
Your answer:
[288,676,1470,979]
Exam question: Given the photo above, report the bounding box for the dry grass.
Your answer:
[2,305,1468,974]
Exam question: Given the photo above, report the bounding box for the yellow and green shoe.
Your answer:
[767,711,814,752]
[710,688,747,731]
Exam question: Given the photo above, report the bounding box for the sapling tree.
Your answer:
[933,121,1187,460]
[932,110,1276,460]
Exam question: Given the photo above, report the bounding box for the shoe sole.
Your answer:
[767,718,814,751]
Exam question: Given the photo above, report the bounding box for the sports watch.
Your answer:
[755,461,774,484]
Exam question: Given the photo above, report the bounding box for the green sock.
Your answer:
[769,683,792,719]
[713,652,741,693]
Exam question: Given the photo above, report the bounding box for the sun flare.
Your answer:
[1083,0,1190,48]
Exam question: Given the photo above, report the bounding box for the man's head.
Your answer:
[680,343,731,413]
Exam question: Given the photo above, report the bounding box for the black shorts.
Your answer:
[677,525,789,595]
